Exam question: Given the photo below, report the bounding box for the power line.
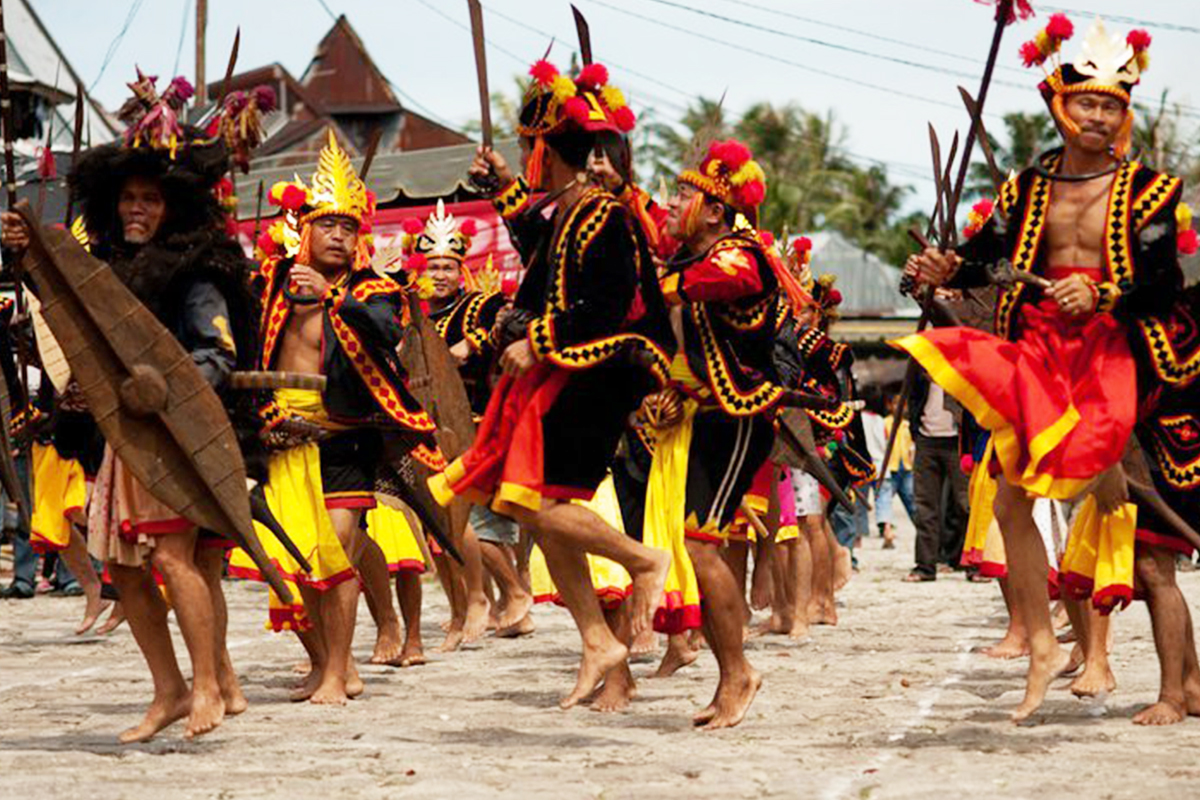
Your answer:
[312,0,337,23]
[582,0,996,118]
[171,0,192,78]
[88,0,146,93]
[1040,6,1200,35]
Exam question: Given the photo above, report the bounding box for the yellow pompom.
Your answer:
[731,159,765,188]
[268,181,290,204]
[1178,202,1193,231]
[1136,52,1151,73]
[551,74,577,104]
[600,84,626,111]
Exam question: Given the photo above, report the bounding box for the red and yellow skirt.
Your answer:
[893,277,1136,500]
[30,443,89,553]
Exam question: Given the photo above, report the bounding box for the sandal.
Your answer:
[903,571,935,583]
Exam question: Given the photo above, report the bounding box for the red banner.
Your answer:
[235,198,525,294]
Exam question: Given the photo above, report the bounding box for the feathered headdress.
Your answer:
[212,85,278,174]
[401,199,477,269]
[1021,16,1150,158]
[678,139,767,226]
[119,69,195,159]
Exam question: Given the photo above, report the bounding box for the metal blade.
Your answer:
[467,0,493,149]
[958,86,1007,205]
[571,4,593,65]
[941,131,960,248]
[928,125,948,247]
[359,126,384,182]
[219,27,241,104]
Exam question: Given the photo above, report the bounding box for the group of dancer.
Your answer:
[1,7,1198,745]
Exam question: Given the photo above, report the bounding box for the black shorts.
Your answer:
[540,362,647,499]
[684,411,775,542]
[320,428,381,510]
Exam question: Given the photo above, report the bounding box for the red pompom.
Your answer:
[613,106,636,132]
[736,180,765,209]
[360,220,372,235]
[1019,40,1043,67]
[960,454,976,474]
[759,230,775,247]
[833,429,845,442]
[501,276,519,297]
[529,59,558,86]
[577,63,609,88]
[460,218,478,237]
[255,230,277,256]
[827,288,843,306]
[1127,29,1152,52]
[793,235,813,254]
[407,253,428,271]
[402,217,424,235]
[972,198,995,217]
[1046,13,1074,41]
[280,185,307,212]
[963,224,981,240]
[564,96,590,125]
[710,139,752,170]
[1179,228,1199,256]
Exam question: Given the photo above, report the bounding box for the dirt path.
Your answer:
[3,524,1199,799]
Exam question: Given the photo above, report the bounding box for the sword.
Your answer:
[571,4,593,65]
[64,84,84,227]
[466,0,500,194]
[959,86,1007,208]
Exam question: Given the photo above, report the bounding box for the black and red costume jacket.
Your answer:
[949,148,1194,392]
[659,230,782,416]
[492,177,673,387]
[428,288,507,417]
[259,258,436,439]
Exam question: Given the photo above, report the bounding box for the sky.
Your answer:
[29,0,1200,213]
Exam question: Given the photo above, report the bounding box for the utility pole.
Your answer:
[195,0,207,104]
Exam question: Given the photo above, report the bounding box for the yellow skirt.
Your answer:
[1059,497,1136,614]
[530,474,632,610]
[365,505,427,574]
[30,443,88,553]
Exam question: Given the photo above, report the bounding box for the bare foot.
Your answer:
[981,633,1030,660]
[346,661,364,699]
[1133,699,1185,726]
[698,669,762,731]
[462,596,490,644]
[290,668,323,702]
[96,602,126,635]
[118,691,190,744]
[788,623,812,643]
[184,689,226,740]
[1011,647,1072,723]
[650,636,699,679]
[1062,643,1084,676]
[833,547,853,591]
[496,613,536,639]
[437,625,465,653]
[399,636,427,668]
[629,549,671,637]
[1070,662,1116,698]
[495,592,533,633]
[370,621,405,665]
[747,613,790,639]
[219,666,249,716]
[1184,675,1200,716]
[590,664,637,713]
[292,661,312,675]
[809,602,838,626]
[630,626,658,656]
[75,595,111,636]
[309,673,350,706]
[561,640,628,709]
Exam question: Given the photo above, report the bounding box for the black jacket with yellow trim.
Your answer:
[428,288,507,416]
[662,231,783,417]
[259,259,435,433]
[950,149,1192,390]
[492,177,673,386]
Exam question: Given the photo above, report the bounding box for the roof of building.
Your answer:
[791,231,919,319]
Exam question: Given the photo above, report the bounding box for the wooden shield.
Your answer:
[16,203,292,602]
[773,409,854,509]
[27,292,71,394]
[0,362,29,529]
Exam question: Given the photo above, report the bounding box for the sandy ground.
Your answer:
[3,515,1200,800]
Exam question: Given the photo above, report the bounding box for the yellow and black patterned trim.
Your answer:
[1102,161,1138,289]
[807,403,855,431]
[1138,317,1200,386]
[541,331,671,386]
[527,313,558,361]
[715,295,772,331]
[996,167,1052,339]
[463,291,500,352]
[493,177,532,220]
[432,293,471,341]
[1095,282,1122,314]
[548,187,609,311]
[1131,173,1181,232]
[998,175,1020,218]
[693,304,783,416]
[1149,414,1200,490]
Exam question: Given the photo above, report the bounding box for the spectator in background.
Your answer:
[877,392,916,550]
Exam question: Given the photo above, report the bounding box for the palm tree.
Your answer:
[966,111,1057,198]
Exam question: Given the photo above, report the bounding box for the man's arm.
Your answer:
[660,243,765,306]
[181,281,238,390]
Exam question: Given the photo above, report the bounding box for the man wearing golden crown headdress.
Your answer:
[435,58,678,710]
[245,131,442,705]
[900,17,1200,724]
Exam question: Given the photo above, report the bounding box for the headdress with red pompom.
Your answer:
[962,198,996,240]
[1177,202,1198,257]
[261,130,376,270]
[678,139,767,226]
[810,273,843,325]
[211,85,277,174]
[518,59,636,189]
[1022,16,1150,159]
[400,199,477,272]
[119,69,195,159]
